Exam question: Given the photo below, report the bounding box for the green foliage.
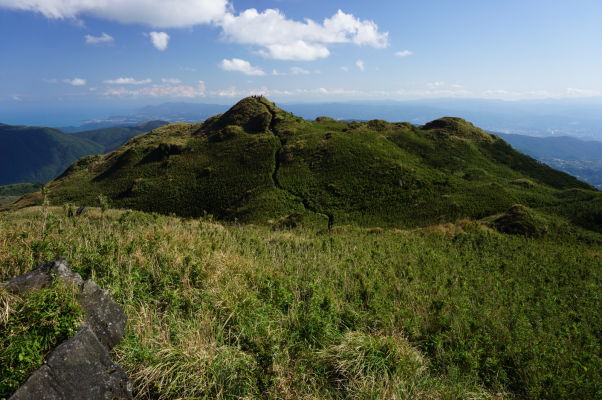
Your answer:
[0,282,83,398]
[1,207,600,399]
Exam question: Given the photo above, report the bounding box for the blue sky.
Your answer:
[1,0,601,123]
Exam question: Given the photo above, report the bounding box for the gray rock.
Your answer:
[2,260,55,294]
[10,327,132,400]
[79,280,126,350]
[4,259,132,399]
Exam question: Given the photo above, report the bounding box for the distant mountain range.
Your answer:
[56,98,602,140]
[497,133,602,189]
[0,121,167,186]
[2,99,602,191]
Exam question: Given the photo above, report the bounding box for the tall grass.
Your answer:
[0,207,600,399]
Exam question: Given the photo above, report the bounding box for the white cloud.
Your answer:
[64,78,86,86]
[426,81,445,89]
[355,59,365,72]
[85,32,113,44]
[1,3,388,61]
[104,80,206,98]
[0,0,228,28]
[162,78,182,84]
[104,77,152,85]
[219,58,266,76]
[211,86,293,97]
[290,67,310,75]
[395,50,412,57]
[221,8,388,61]
[340,66,349,72]
[566,87,601,97]
[149,31,169,51]
[11,95,23,101]
[258,41,330,61]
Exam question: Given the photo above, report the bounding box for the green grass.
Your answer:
[0,280,83,398]
[1,206,600,399]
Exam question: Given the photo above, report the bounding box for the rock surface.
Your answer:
[10,327,131,400]
[3,259,132,400]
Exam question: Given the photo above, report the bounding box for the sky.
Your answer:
[1,0,602,123]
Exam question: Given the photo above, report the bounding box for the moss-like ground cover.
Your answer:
[1,206,600,399]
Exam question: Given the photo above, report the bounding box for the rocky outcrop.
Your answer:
[3,259,132,400]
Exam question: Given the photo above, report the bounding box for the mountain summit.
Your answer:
[10,96,600,232]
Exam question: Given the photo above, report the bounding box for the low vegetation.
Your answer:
[1,98,601,398]
[0,280,83,397]
[0,206,599,399]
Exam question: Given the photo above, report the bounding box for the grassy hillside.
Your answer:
[22,97,600,233]
[71,120,168,153]
[0,206,599,399]
[0,182,42,206]
[0,123,103,186]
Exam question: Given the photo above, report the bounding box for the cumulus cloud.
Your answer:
[0,0,228,28]
[149,31,169,51]
[1,2,388,61]
[162,78,182,84]
[355,59,365,72]
[221,8,388,61]
[85,32,114,44]
[395,50,412,57]
[64,78,86,86]
[104,80,206,98]
[219,58,266,76]
[104,77,152,85]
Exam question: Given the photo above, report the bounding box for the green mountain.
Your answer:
[23,97,600,232]
[0,123,104,186]
[70,120,168,153]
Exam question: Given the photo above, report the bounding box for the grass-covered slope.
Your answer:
[0,183,42,206]
[23,97,598,230]
[70,120,168,153]
[1,207,600,399]
[0,123,104,186]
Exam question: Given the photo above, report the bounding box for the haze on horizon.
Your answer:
[1,0,601,123]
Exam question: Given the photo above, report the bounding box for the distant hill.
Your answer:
[14,96,602,233]
[498,133,602,160]
[70,120,168,152]
[0,182,41,206]
[66,98,602,139]
[498,133,602,189]
[0,121,168,187]
[0,123,104,186]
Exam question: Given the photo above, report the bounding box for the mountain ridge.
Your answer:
[7,96,600,233]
